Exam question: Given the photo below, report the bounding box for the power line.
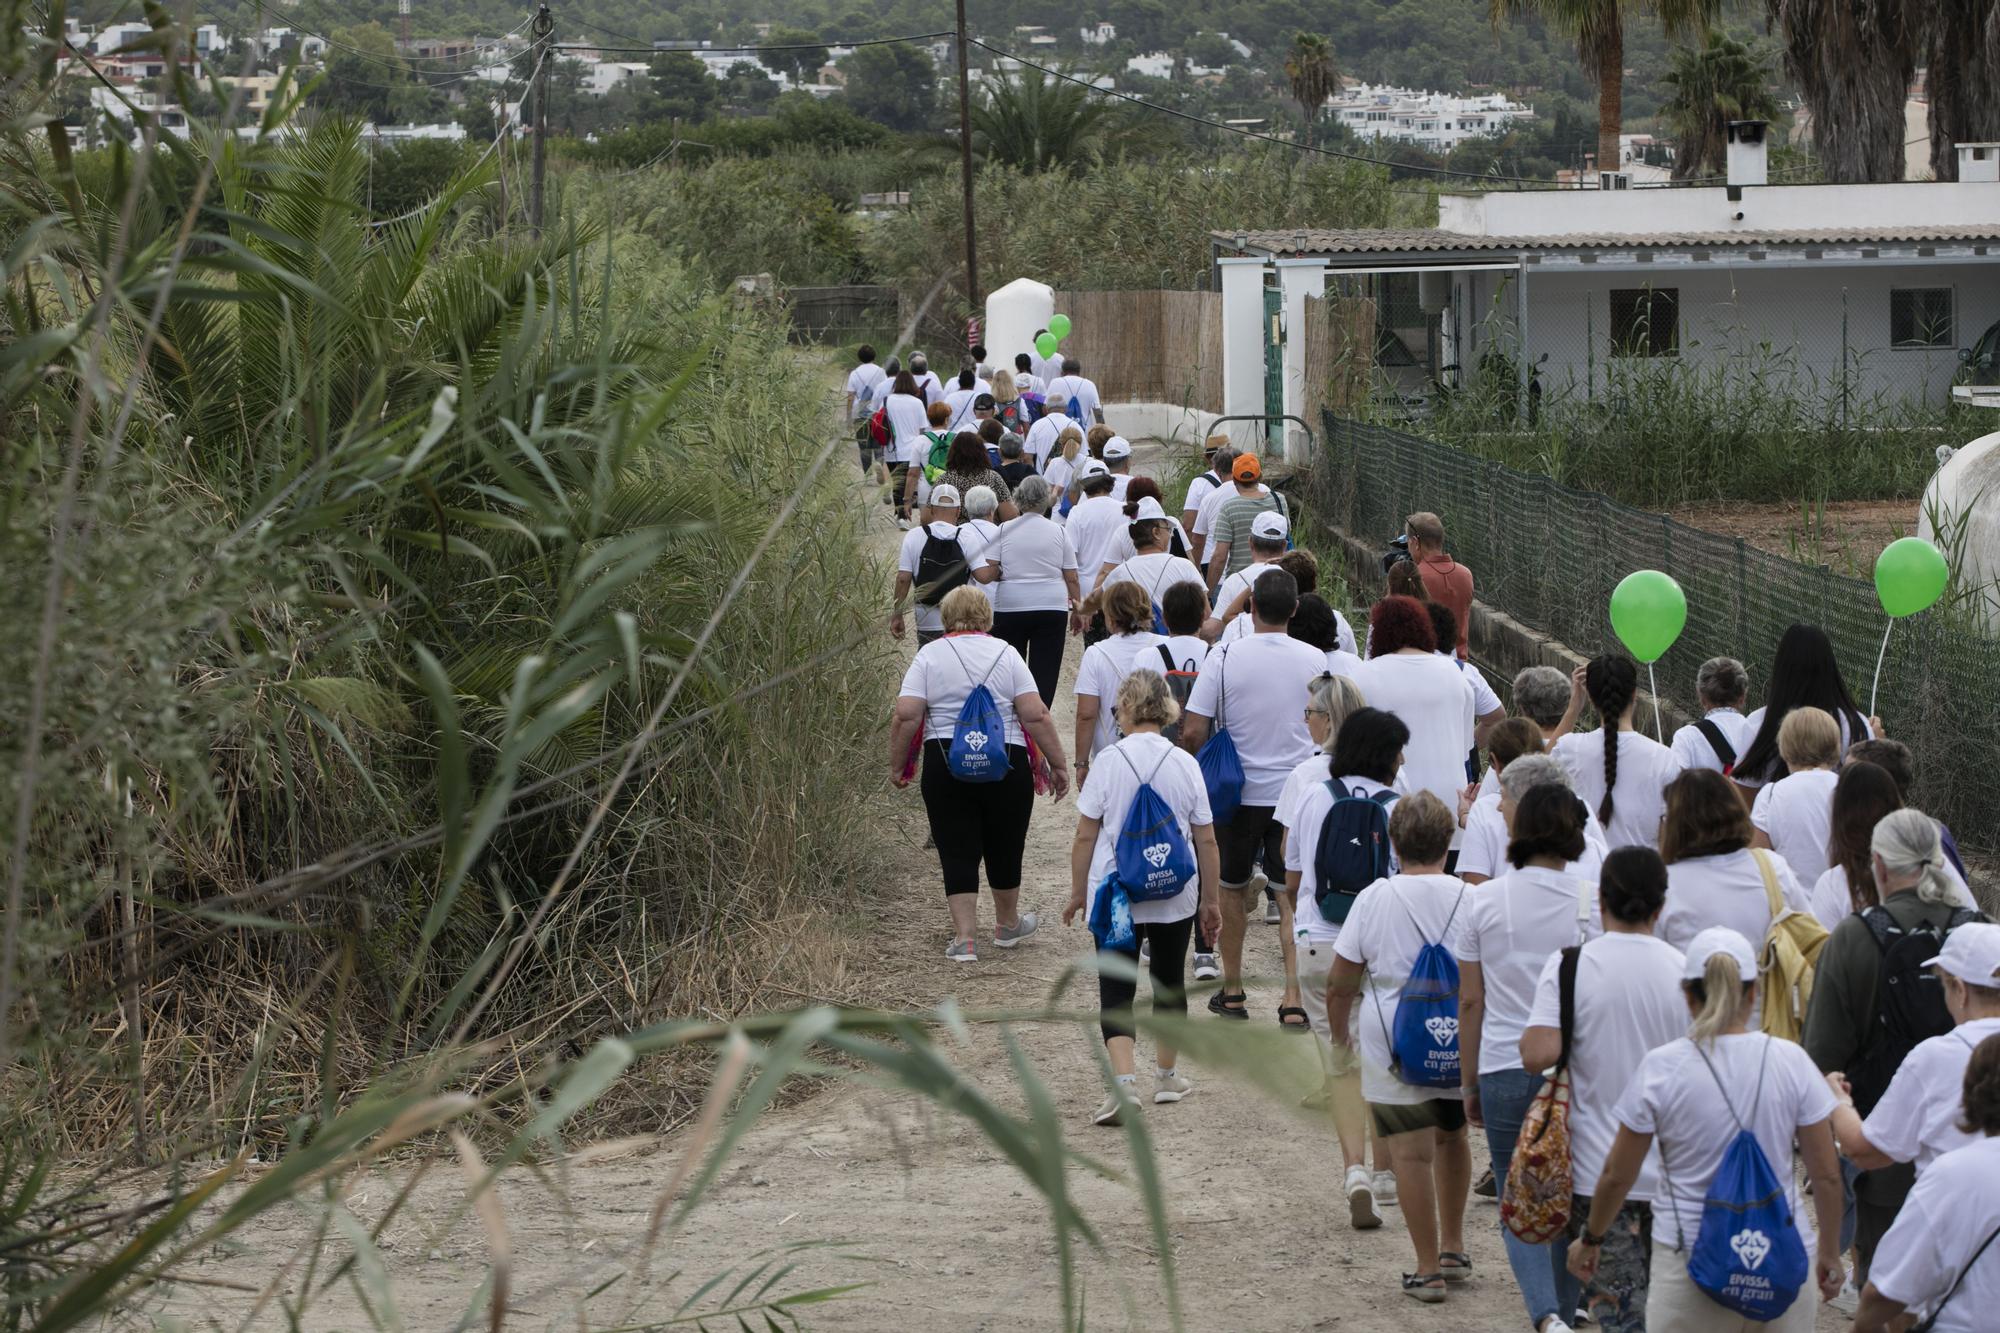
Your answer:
[553,30,955,56]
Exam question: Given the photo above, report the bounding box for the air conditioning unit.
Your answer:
[1598,171,1632,190]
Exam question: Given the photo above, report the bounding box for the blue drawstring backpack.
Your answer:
[942,639,1011,783]
[1112,746,1196,902]
[1670,1039,1808,1322]
[1379,887,1466,1089]
[1194,648,1244,823]
[1087,873,1137,952]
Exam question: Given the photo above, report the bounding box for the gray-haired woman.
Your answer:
[981,473,1079,705]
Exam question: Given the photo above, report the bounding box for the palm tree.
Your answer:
[1922,0,2000,179]
[1491,0,1714,179]
[1283,33,1338,150]
[969,66,1124,172]
[1659,33,1780,179]
[1765,0,1916,182]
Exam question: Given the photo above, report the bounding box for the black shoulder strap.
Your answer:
[1157,643,1176,675]
[1557,944,1581,1071]
[1918,1221,2000,1332]
[1695,718,1737,767]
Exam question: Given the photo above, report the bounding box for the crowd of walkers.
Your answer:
[866,355,2000,1332]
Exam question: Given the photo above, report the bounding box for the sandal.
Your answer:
[1206,991,1249,1020]
[1439,1252,1473,1283]
[1277,1005,1311,1032]
[1402,1272,1446,1304]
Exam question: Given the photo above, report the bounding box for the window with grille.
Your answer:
[1890,288,1954,348]
[1610,287,1679,357]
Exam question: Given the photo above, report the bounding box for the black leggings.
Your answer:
[992,609,1068,705]
[919,740,1034,896]
[1099,915,1195,1041]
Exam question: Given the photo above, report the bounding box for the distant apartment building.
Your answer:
[1328,83,1533,154]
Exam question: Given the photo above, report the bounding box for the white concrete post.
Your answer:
[1276,258,1327,462]
[1219,257,1267,428]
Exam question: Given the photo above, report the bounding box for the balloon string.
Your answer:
[1869,621,1893,721]
[1647,662,1664,742]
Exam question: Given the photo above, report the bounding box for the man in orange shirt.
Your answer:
[1406,511,1473,659]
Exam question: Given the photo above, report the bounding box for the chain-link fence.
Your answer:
[1318,410,2000,851]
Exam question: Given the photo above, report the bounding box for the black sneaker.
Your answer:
[1474,1167,1497,1199]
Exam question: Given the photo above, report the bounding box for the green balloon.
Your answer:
[1049,313,1072,341]
[1875,536,1949,617]
[1035,331,1059,359]
[1609,570,1687,664]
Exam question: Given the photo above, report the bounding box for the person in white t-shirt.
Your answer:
[1567,927,1845,1332]
[1179,569,1326,1026]
[1031,336,1062,387]
[1854,1034,2000,1333]
[1827,923,2000,1179]
[1010,352,1043,401]
[890,485,998,646]
[1806,759,1974,931]
[1731,623,1877,798]
[980,475,1077,706]
[1073,582,1169,766]
[1458,740,1610,886]
[1350,595,1476,836]
[889,588,1072,964]
[880,371,932,528]
[1203,512,1288,640]
[1042,358,1103,424]
[1520,847,1686,1333]
[907,352,945,406]
[1749,707,1840,887]
[1283,694,1397,1228]
[1024,412,1068,471]
[1656,768,1811,956]
[1092,496,1204,603]
[1324,792,1476,1302]
[1063,669,1221,1127]
[1156,581,1211,678]
[1550,656,1686,851]
[1063,464,1126,639]
[845,344,888,476]
[940,367,992,433]
[1424,604,1505,746]
[1182,439,1232,550]
[1668,656,1755,776]
[1102,434,1135,501]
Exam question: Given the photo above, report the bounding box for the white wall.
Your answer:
[1441,180,2000,237]
[1219,258,1268,421]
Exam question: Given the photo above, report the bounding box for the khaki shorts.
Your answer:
[1297,938,1361,1078]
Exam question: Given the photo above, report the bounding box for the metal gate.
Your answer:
[1263,285,1284,449]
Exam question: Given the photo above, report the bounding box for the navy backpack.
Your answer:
[1112,746,1196,902]
[1312,780,1397,925]
[941,639,1011,783]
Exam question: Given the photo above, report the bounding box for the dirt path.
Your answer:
[142,443,1845,1332]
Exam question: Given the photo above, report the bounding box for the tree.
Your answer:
[757,27,828,87]
[1490,0,1713,177]
[1187,32,1239,68]
[1765,0,1915,182]
[839,43,938,133]
[1659,32,1779,179]
[970,65,1128,172]
[1922,0,2000,179]
[1282,32,1337,148]
[649,51,719,123]
[724,59,780,109]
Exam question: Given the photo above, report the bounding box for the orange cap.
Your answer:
[1232,454,1262,482]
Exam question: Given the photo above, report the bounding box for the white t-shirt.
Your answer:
[1658,848,1810,953]
[1750,768,1838,887]
[1868,1134,2000,1332]
[1024,414,1069,469]
[1326,648,1367,678]
[942,383,989,432]
[1034,353,1063,385]
[897,520,997,634]
[1184,634,1328,806]
[1193,481,1265,540]
[1456,791,1611,882]
[1101,552,1205,607]
[846,362,887,418]
[1614,1032,1838,1250]
[1669,707,1756,775]
[912,370,945,405]
[1527,931,1687,1198]
[1042,374,1100,421]
[882,394,930,464]
[1107,473,1132,502]
[1159,634,1209,675]
[985,514,1077,615]
[1076,733,1213,926]
[1332,873,1472,1105]
[1074,632,1169,757]
[1064,495,1129,588]
[897,633,1039,746]
[1446,654,1503,717]
[1551,729,1685,851]
[1863,1017,2000,1176]
[1351,651,1477,818]
[1183,470,1224,518]
[1283,773,1399,945]
[1458,865,1602,1075]
[1043,452,1076,499]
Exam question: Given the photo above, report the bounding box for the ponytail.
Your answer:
[1871,807,1956,906]
[1586,655,1639,827]
[1687,950,1753,1047]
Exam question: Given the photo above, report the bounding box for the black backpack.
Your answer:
[915,526,970,608]
[1155,644,1198,743]
[1846,903,1987,1113]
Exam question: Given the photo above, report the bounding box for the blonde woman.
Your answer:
[1064,668,1221,1126]
[1043,426,1084,503]
[990,368,1030,435]
[1569,928,1845,1331]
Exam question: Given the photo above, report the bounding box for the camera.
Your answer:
[1381,533,1412,575]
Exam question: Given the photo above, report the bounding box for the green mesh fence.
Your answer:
[1319,410,2000,851]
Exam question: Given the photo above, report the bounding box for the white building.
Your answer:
[1212,131,2000,457]
[1328,82,1533,154]
[1126,52,1175,80]
[1080,22,1116,46]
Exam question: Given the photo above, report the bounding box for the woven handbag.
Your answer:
[1501,936,1582,1244]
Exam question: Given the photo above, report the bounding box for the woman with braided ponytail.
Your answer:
[1551,654,1685,851]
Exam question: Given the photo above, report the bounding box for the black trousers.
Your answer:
[919,740,1033,896]
[992,609,1067,706]
[1099,915,1195,1041]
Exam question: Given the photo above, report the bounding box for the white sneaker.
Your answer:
[1094,1083,1139,1126]
[1263,890,1281,925]
[944,937,976,963]
[993,912,1038,949]
[1153,1069,1192,1103]
[896,516,913,530]
[1192,952,1219,981]
[1373,1169,1399,1206]
[1540,1320,1575,1333]
[1138,937,1151,965]
[1345,1164,1382,1230]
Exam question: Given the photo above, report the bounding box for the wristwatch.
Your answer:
[1578,1226,1607,1248]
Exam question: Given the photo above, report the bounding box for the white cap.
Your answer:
[929,483,962,507]
[1923,922,2000,985]
[1682,926,1758,982]
[1250,511,1291,541]
[1103,435,1132,460]
[1129,496,1168,522]
[1077,459,1110,480]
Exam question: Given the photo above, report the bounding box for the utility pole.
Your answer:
[528,2,553,239]
[953,0,979,318]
